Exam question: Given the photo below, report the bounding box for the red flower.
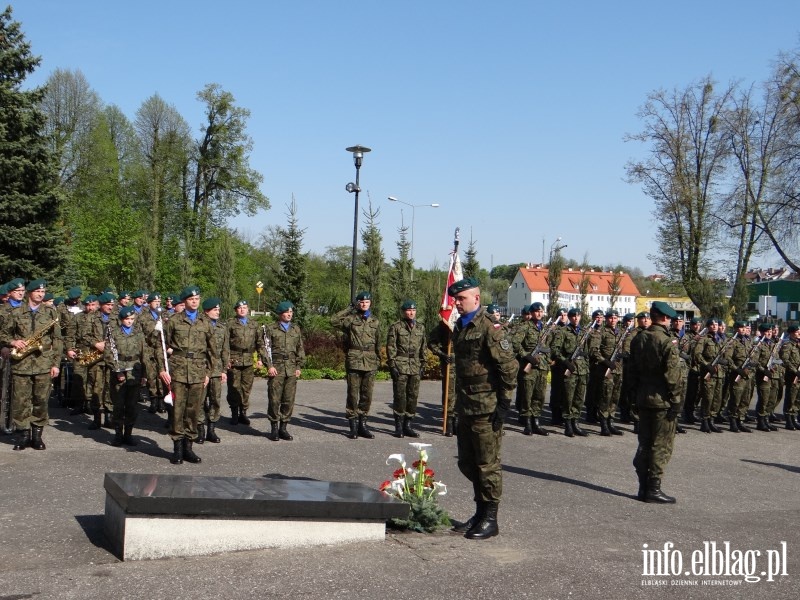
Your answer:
[393,468,406,479]
[424,468,434,477]
[379,480,392,491]
[412,459,427,468]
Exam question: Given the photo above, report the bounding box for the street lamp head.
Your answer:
[345,182,359,193]
[346,145,371,168]
[388,196,397,202]
[430,203,440,207]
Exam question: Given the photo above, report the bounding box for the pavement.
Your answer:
[0,379,799,599]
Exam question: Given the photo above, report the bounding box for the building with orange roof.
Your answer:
[507,264,641,317]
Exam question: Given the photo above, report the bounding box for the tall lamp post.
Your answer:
[345,145,371,302]
[387,196,439,277]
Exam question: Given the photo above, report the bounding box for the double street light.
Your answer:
[345,145,371,303]
[387,196,439,275]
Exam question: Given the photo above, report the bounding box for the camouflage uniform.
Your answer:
[265,321,305,425]
[591,323,626,424]
[780,333,800,428]
[104,319,146,431]
[452,307,518,504]
[138,308,166,413]
[386,318,426,419]
[427,321,457,426]
[204,317,230,429]
[551,323,591,425]
[693,332,725,422]
[331,306,381,420]
[226,317,267,419]
[512,319,550,426]
[726,332,753,427]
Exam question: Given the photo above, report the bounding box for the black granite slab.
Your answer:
[104,473,409,520]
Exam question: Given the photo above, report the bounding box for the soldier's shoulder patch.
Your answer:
[500,339,511,351]
[671,339,678,345]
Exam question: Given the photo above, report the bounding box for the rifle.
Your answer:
[0,357,12,435]
[522,318,555,374]
[764,333,788,380]
[604,321,635,378]
[565,320,599,376]
[734,335,762,383]
[261,325,273,365]
[704,332,739,380]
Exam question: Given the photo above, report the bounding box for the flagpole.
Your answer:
[441,228,460,433]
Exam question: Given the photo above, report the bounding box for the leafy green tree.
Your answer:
[274,197,308,326]
[0,7,65,280]
[462,232,480,278]
[390,223,416,307]
[358,199,386,317]
[214,230,237,317]
[546,248,565,319]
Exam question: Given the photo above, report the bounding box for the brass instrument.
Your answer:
[10,317,59,361]
[75,348,103,366]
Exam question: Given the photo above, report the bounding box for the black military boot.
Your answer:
[445,417,455,437]
[564,419,575,438]
[402,417,419,438]
[571,419,588,437]
[736,419,752,433]
[769,413,782,423]
[633,420,640,434]
[111,425,124,447]
[766,418,778,432]
[522,417,533,436]
[676,424,687,434]
[196,423,205,444]
[238,407,250,426]
[708,418,723,433]
[452,501,485,533]
[636,471,648,501]
[756,416,771,432]
[683,409,697,424]
[786,416,797,430]
[278,421,293,441]
[465,502,499,540]
[170,439,183,464]
[183,439,202,464]
[30,425,46,450]
[267,421,279,441]
[728,416,740,432]
[123,424,137,445]
[230,406,239,426]
[393,415,404,438]
[102,410,113,428]
[531,417,549,436]
[791,415,800,430]
[88,410,101,430]
[357,415,375,439]
[644,478,676,504]
[599,417,612,436]
[607,417,623,436]
[206,422,221,443]
[713,414,725,425]
[700,417,711,433]
[346,418,358,439]
[13,429,31,451]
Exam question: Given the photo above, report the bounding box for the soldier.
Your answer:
[0,279,26,435]
[331,291,381,439]
[485,303,502,326]
[428,318,457,436]
[693,319,725,433]
[131,290,147,315]
[682,317,704,425]
[754,324,777,432]
[628,301,681,504]
[84,293,116,429]
[625,311,652,433]
[200,297,228,443]
[726,321,754,433]
[56,286,82,410]
[551,308,592,437]
[157,286,218,465]
[138,293,166,415]
[513,304,531,415]
[105,306,147,446]
[264,301,305,441]
[669,315,689,434]
[593,309,630,436]
[584,309,606,424]
[65,294,96,415]
[618,313,636,423]
[447,278,517,540]
[386,300,426,438]
[513,301,551,436]
[548,307,569,425]
[780,325,800,430]
[226,299,266,426]
[1,279,63,451]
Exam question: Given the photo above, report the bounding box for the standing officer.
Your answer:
[226,299,267,426]
[139,293,165,415]
[264,301,305,441]
[592,309,627,436]
[201,297,228,443]
[548,307,569,425]
[447,278,518,540]
[331,291,381,439]
[780,325,800,430]
[726,321,753,432]
[386,299,426,438]
[628,301,682,504]
[513,302,551,436]
[428,318,457,436]
[85,293,115,429]
[693,319,725,433]
[584,309,606,424]
[551,308,592,437]
[669,315,690,434]
[682,317,705,425]
[157,286,217,465]
[1,279,63,450]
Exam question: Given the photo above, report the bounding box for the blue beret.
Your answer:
[447,277,480,297]
[276,300,294,314]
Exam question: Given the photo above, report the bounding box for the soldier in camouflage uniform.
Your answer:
[726,322,754,432]
[226,299,267,426]
[513,302,551,436]
[682,317,704,425]
[669,316,689,434]
[201,297,229,443]
[754,324,777,431]
[584,309,606,425]
[780,325,800,430]
[693,319,726,433]
[447,278,518,540]
[83,293,116,429]
[0,278,26,435]
[591,309,628,436]
[65,294,96,415]
[157,286,218,465]
[55,287,82,410]
[264,301,305,441]
[386,300,426,438]
[331,291,381,439]
[550,308,592,437]
[105,306,147,446]
[1,279,63,451]
[428,319,457,436]
[628,301,681,503]
[138,293,167,415]
[548,307,569,425]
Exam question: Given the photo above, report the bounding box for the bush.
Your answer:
[304,332,345,370]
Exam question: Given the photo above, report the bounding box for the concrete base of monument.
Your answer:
[103,473,408,561]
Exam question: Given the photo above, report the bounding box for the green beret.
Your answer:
[636,311,650,319]
[400,300,417,310]
[171,294,184,305]
[118,290,131,300]
[530,302,545,311]
[592,309,604,319]
[447,277,480,297]
[103,286,115,294]
[567,308,581,317]
[673,314,685,321]
[132,289,148,299]
[520,305,530,315]
[0,283,8,295]
[147,293,161,303]
[234,299,248,308]
[54,296,65,306]
[202,297,221,311]
[43,292,54,301]
[276,300,294,314]
[622,313,635,322]
[605,309,619,317]
[705,318,718,327]
[97,292,116,304]
[558,308,568,315]
[486,303,499,314]
[7,278,25,291]
[690,317,703,325]
[788,324,799,333]
[67,286,82,300]
[758,323,771,333]
[733,320,747,328]
[650,301,678,319]
[26,279,46,292]
[355,291,372,301]
[84,294,97,304]
[181,286,201,301]
[119,306,136,319]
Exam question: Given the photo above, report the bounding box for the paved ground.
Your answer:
[1,379,798,599]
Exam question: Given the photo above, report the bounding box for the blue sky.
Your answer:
[10,1,800,275]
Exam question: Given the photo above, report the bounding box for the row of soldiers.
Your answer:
[502,302,800,437]
[0,278,306,463]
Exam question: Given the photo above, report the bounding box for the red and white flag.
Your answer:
[439,231,463,330]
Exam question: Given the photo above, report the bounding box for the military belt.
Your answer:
[117,355,138,362]
[355,345,374,351]
[172,351,199,358]
[401,352,417,358]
